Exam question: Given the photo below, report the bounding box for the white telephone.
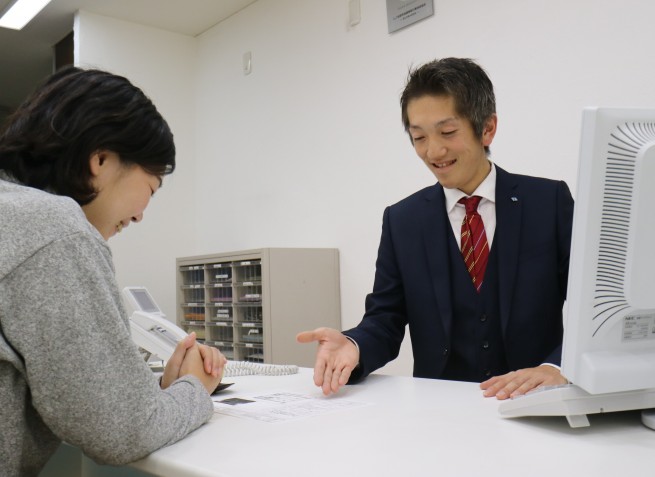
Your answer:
[122,286,185,361]
[122,287,298,377]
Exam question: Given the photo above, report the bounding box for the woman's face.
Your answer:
[82,151,161,240]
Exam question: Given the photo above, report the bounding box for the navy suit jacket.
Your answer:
[344,166,574,382]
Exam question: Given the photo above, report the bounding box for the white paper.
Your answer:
[212,391,369,423]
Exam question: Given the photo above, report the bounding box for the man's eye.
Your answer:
[442,130,457,136]
[412,136,425,142]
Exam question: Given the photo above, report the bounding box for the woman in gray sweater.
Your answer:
[0,67,225,476]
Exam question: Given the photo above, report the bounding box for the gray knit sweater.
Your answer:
[0,175,213,476]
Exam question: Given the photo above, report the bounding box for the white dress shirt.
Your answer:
[443,162,497,249]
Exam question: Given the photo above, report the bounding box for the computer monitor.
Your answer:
[562,107,655,393]
[499,107,655,428]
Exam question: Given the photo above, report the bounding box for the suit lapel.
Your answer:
[420,184,454,338]
[494,166,521,334]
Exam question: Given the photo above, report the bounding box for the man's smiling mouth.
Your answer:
[433,159,457,169]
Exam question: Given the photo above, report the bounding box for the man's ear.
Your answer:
[482,114,498,147]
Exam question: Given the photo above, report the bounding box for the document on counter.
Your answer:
[212,391,370,423]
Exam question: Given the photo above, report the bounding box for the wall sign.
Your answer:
[386,0,434,33]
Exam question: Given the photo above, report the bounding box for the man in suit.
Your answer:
[297,57,573,400]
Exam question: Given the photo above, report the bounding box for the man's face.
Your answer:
[407,95,496,195]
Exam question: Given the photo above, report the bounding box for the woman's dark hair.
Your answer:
[400,58,496,152]
[0,66,175,205]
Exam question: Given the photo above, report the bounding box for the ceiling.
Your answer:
[0,0,257,112]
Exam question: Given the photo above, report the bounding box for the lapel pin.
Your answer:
[511,196,518,202]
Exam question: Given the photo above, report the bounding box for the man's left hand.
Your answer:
[479,365,567,400]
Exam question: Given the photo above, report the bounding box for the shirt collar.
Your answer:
[443,161,497,213]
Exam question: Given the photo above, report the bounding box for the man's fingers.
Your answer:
[479,375,499,390]
[321,366,334,396]
[331,367,342,393]
[481,372,513,397]
[296,331,317,343]
[328,360,355,394]
[296,328,327,343]
[339,365,353,387]
[510,379,540,398]
[483,374,522,399]
[314,358,327,387]
[495,379,523,400]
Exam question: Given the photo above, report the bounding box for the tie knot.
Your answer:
[458,195,482,214]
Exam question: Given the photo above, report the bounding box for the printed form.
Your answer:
[212,391,370,423]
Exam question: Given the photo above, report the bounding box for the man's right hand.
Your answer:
[296,327,359,395]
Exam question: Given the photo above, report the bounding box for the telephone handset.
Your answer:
[121,287,299,378]
[129,310,186,361]
[122,287,182,361]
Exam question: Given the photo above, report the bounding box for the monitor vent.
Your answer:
[593,121,655,334]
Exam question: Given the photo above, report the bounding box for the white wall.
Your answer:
[75,10,197,319]
[191,0,655,376]
[77,0,655,377]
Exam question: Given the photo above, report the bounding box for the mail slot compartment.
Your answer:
[234,303,262,323]
[181,285,205,304]
[181,304,205,322]
[181,323,206,341]
[208,283,232,303]
[207,263,232,284]
[234,283,262,304]
[207,322,234,343]
[216,343,234,360]
[207,303,233,322]
[232,259,261,283]
[234,342,263,362]
[236,322,263,344]
[179,265,205,286]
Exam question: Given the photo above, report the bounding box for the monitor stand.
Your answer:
[498,385,655,429]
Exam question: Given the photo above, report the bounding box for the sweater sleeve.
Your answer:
[2,231,213,465]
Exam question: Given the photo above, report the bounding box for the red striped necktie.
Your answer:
[458,196,489,293]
